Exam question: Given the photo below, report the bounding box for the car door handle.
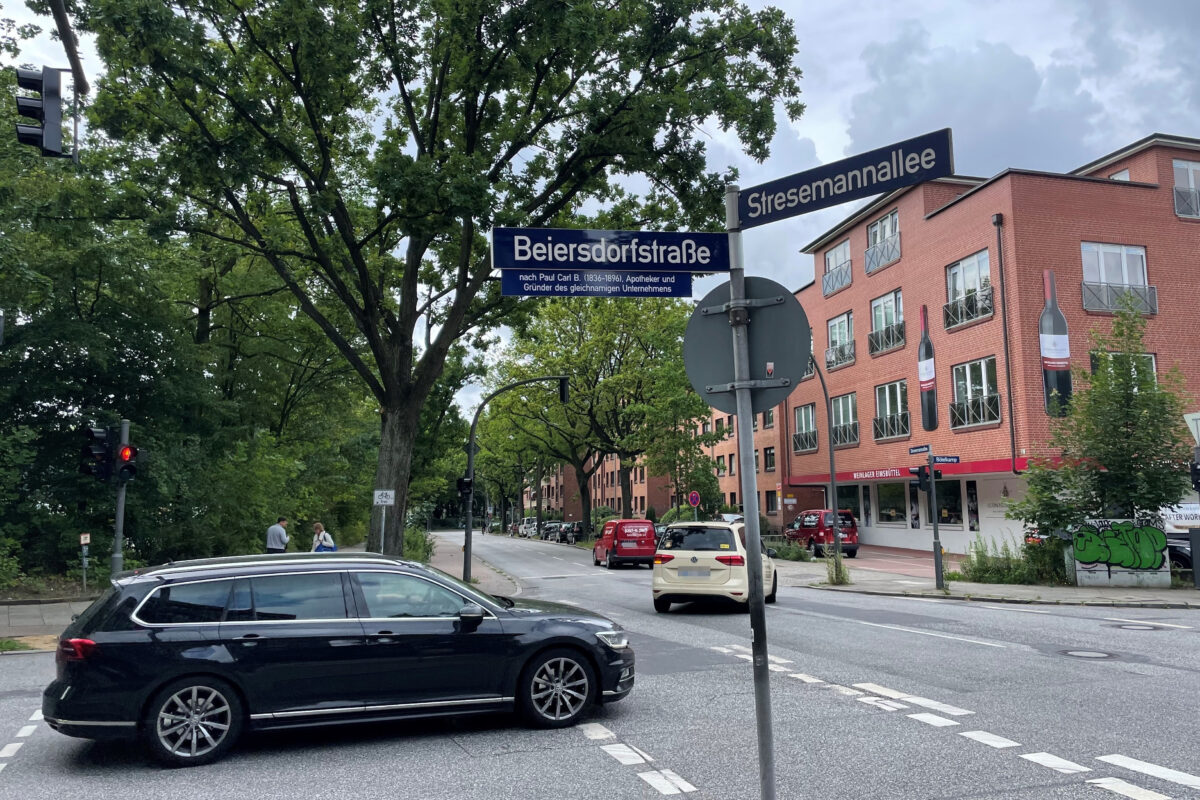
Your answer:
[367,630,397,642]
[234,633,261,646]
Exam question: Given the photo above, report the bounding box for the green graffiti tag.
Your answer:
[1072,522,1167,570]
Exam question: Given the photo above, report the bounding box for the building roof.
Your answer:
[1070,132,1200,176]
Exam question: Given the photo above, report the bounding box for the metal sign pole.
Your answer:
[110,419,130,575]
[928,451,944,590]
[726,183,777,800]
[379,505,387,552]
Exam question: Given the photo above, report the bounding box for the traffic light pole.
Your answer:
[110,418,130,575]
[928,451,945,590]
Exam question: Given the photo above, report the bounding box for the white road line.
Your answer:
[578,722,615,740]
[908,713,958,727]
[639,769,698,795]
[1021,753,1091,774]
[983,605,1050,614]
[628,744,655,763]
[788,673,825,684]
[901,597,949,603]
[28,711,42,721]
[0,743,22,758]
[853,683,907,699]
[734,654,753,662]
[857,697,908,711]
[1105,618,1193,630]
[0,763,5,774]
[601,743,647,765]
[767,664,789,673]
[1087,777,1172,800]
[826,685,864,697]
[15,726,35,738]
[727,644,752,653]
[1096,755,1200,790]
[853,683,973,716]
[958,730,1021,749]
[709,646,734,654]
[855,620,1006,648]
[767,655,793,665]
[658,770,697,793]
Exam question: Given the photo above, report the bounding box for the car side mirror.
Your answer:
[767,549,777,558]
[458,603,485,630]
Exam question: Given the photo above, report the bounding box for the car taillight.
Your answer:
[654,553,674,564]
[56,638,98,665]
[715,554,745,566]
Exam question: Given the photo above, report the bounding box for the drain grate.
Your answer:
[1118,624,1156,631]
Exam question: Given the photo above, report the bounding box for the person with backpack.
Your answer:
[311,521,337,552]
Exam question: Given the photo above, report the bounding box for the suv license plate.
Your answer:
[679,568,710,578]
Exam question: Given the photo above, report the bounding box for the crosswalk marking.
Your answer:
[1097,755,1200,790]
[958,731,1021,749]
[1021,752,1091,774]
[578,723,615,740]
[908,713,958,727]
[639,769,697,795]
[1087,777,1172,800]
[857,697,907,711]
[601,743,648,765]
[853,683,973,716]
[788,673,824,684]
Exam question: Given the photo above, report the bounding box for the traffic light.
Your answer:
[908,465,929,493]
[14,67,65,157]
[79,426,114,482]
[457,476,473,496]
[932,469,943,482]
[558,376,569,404]
[1191,461,1200,493]
[116,443,138,482]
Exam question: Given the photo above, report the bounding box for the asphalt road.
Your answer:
[2,530,1199,799]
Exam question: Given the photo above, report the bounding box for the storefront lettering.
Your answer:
[851,468,903,480]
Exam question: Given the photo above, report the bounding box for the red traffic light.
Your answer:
[116,443,138,482]
[118,445,137,462]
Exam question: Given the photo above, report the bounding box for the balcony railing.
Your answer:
[822,260,852,296]
[792,430,818,453]
[1081,281,1158,315]
[867,320,905,356]
[943,286,994,329]
[802,355,816,379]
[825,340,856,370]
[865,231,901,273]
[831,421,859,448]
[872,411,910,441]
[1175,186,1200,217]
[949,395,1002,429]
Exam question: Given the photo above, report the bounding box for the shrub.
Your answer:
[404,525,435,563]
[0,542,23,590]
[772,544,812,562]
[646,506,657,523]
[659,506,681,524]
[825,550,851,585]
[958,535,1069,585]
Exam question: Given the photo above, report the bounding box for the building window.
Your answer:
[875,482,905,524]
[754,449,760,473]
[836,485,860,522]
[825,239,850,274]
[728,456,735,476]
[873,379,910,440]
[868,289,905,355]
[1173,158,1200,217]
[793,403,817,453]
[1109,168,1130,181]
[763,408,774,429]
[1080,242,1156,314]
[802,325,816,378]
[1090,352,1157,389]
[823,239,852,296]
[865,209,900,273]
[934,480,963,526]
[715,418,724,436]
[826,311,855,369]
[764,447,775,472]
[830,392,859,447]
[944,250,993,329]
[752,416,758,431]
[729,492,737,507]
[716,454,726,476]
[766,490,778,515]
[950,356,1001,429]
[726,415,734,436]
[702,420,711,435]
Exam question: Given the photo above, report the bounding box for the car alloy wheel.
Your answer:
[604,551,614,569]
[144,677,243,766]
[521,649,595,728]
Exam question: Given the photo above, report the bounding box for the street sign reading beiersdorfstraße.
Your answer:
[492,227,729,272]
[737,129,954,229]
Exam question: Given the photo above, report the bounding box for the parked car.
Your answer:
[654,523,668,541]
[541,522,563,541]
[593,519,657,568]
[1168,535,1192,575]
[784,509,859,557]
[43,553,634,766]
[519,517,538,537]
[559,522,582,544]
[651,521,778,612]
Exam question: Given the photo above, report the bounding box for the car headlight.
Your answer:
[595,630,629,650]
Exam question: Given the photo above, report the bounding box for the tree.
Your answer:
[1007,301,1194,535]
[76,0,803,553]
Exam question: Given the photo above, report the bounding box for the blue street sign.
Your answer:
[492,227,729,272]
[501,269,692,298]
[933,455,961,464]
[737,129,954,229]
[909,444,931,455]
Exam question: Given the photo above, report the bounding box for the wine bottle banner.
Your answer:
[1040,269,1072,416]
[918,304,937,431]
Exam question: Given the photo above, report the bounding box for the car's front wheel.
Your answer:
[766,572,777,603]
[519,648,596,728]
[142,676,244,767]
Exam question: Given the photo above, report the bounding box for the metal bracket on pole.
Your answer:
[705,378,792,394]
[700,296,788,316]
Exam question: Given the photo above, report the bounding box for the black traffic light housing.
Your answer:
[456,476,472,496]
[558,376,569,404]
[116,443,138,482]
[14,67,65,157]
[1191,461,1200,493]
[908,465,929,493]
[79,426,115,482]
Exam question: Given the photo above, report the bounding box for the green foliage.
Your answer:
[646,506,657,523]
[0,638,32,652]
[825,550,851,585]
[772,544,812,562]
[658,506,682,524]
[959,535,1070,585]
[403,525,436,564]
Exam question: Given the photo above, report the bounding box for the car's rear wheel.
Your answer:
[766,572,777,603]
[653,597,671,613]
[845,549,858,559]
[519,648,596,728]
[593,550,600,566]
[604,550,614,569]
[142,676,244,767]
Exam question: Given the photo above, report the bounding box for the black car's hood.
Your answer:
[504,597,616,626]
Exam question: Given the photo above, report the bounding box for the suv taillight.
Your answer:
[715,554,745,566]
[56,638,98,666]
[654,553,674,564]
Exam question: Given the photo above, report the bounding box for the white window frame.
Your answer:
[1173,159,1200,189]
[764,447,775,472]
[875,380,907,418]
[795,403,815,434]
[946,250,991,304]
[828,311,853,348]
[754,449,760,473]
[1109,168,1130,181]
[867,209,898,247]
[716,454,726,475]
[1081,242,1147,287]
[825,239,850,274]
[831,393,857,427]
[763,408,774,429]
[870,289,903,332]
[766,490,778,514]
[952,356,999,403]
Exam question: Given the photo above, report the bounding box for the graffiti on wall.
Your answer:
[1073,521,1167,572]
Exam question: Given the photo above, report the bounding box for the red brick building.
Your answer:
[765,132,1200,553]
[525,454,673,524]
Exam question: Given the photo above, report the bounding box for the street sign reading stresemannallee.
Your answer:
[737,129,954,229]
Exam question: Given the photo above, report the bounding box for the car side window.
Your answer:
[355,572,465,619]
[139,580,233,625]
[801,513,819,529]
[251,573,349,621]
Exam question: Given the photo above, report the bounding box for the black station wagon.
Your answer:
[44,553,635,766]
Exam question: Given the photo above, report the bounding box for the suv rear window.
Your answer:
[823,512,856,527]
[139,580,233,625]
[70,585,121,634]
[660,527,736,551]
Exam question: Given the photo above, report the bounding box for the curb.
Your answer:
[0,595,100,607]
[0,649,55,655]
[803,584,1200,609]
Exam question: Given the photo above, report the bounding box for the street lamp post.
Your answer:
[463,375,568,582]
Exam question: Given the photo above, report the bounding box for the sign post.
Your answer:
[374,490,395,552]
[80,532,90,593]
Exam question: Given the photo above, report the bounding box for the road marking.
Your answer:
[638,769,697,795]
[1021,753,1091,774]
[1087,777,1172,800]
[579,723,615,740]
[958,731,1021,749]
[1096,755,1200,790]
[908,713,958,727]
[28,711,42,721]
[0,763,5,774]
[825,684,864,697]
[854,618,1003,652]
[734,654,753,662]
[15,726,35,738]
[1105,618,1193,630]
[788,673,824,684]
[0,743,22,758]
[628,744,655,763]
[709,646,734,654]
[767,664,789,673]
[857,697,907,711]
[983,605,1050,614]
[853,684,973,716]
[601,743,648,765]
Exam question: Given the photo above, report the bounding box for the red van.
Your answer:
[593,519,657,568]
[784,509,859,558]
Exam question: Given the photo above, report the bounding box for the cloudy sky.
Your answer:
[7,0,1199,410]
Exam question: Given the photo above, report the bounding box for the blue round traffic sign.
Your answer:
[688,491,701,507]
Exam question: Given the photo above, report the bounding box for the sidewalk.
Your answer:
[774,555,1200,609]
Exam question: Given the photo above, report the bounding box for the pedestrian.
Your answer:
[311,522,337,552]
[266,516,289,553]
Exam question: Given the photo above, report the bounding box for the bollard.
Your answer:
[1190,528,1200,589]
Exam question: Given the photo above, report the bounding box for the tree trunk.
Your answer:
[620,464,633,518]
[574,464,593,535]
[369,406,420,555]
[534,464,545,530]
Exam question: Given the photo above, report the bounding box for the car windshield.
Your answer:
[660,527,736,551]
[427,566,504,609]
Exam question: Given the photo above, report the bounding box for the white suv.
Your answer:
[651,522,777,612]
